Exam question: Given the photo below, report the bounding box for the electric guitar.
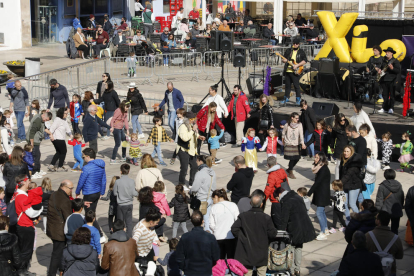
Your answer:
[275,52,304,75]
[377,52,403,82]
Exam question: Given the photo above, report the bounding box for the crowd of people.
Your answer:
[0,72,413,276]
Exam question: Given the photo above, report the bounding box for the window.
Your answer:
[257,2,274,15]
[67,0,74,7]
[80,0,93,14]
[112,0,123,13]
[285,2,312,19]
[64,0,76,15]
[80,0,109,15]
[95,0,108,14]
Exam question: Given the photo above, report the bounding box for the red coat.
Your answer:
[196,106,225,132]
[264,165,289,203]
[227,92,250,122]
[266,136,278,155]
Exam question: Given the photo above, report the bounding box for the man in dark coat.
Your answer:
[299,100,316,160]
[346,125,367,165]
[231,193,277,276]
[82,105,113,154]
[47,180,73,276]
[227,156,254,204]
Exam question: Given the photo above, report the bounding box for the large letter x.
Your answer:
[315,11,358,63]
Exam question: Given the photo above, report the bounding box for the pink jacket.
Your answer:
[213,259,248,276]
[153,192,171,216]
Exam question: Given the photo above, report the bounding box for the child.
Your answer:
[0,187,6,215]
[64,198,85,244]
[208,129,224,166]
[126,133,143,166]
[154,238,182,276]
[23,144,34,177]
[5,73,15,97]
[146,117,174,166]
[359,124,378,160]
[41,110,51,140]
[91,96,105,137]
[82,210,102,257]
[393,131,414,172]
[113,164,138,238]
[70,94,83,134]
[153,181,171,216]
[41,177,53,234]
[161,41,171,66]
[101,176,119,234]
[0,153,8,190]
[30,100,40,123]
[305,119,330,156]
[297,187,310,214]
[3,110,14,129]
[329,180,346,233]
[24,182,44,225]
[277,120,286,156]
[126,51,138,77]
[169,184,190,239]
[363,149,380,199]
[241,128,261,172]
[170,108,186,165]
[5,122,15,147]
[68,133,86,172]
[260,128,283,158]
[376,132,393,170]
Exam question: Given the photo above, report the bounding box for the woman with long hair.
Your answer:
[3,146,30,203]
[196,101,225,155]
[133,207,162,261]
[96,73,111,98]
[282,112,305,179]
[110,101,130,164]
[329,113,352,179]
[127,83,148,138]
[350,101,376,138]
[256,94,274,144]
[135,154,165,194]
[94,80,120,138]
[82,91,94,119]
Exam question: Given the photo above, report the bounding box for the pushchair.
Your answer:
[267,231,294,276]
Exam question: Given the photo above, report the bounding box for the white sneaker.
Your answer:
[32,172,42,179]
[316,233,327,240]
[100,236,107,243]
[138,134,145,139]
[388,109,393,114]
[383,165,391,170]
[39,170,47,176]
[378,108,385,113]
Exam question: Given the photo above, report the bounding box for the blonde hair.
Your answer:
[259,94,274,109]
[41,177,52,192]
[341,145,355,164]
[245,127,256,137]
[141,154,157,169]
[109,176,120,191]
[210,129,217,136]
[153,181,165,192]
[3,110,11,116]
[268,128,277,136]
[28,182,37,190]
[130,133,138,140]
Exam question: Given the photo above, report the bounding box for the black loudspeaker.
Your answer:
[233,47,246,67]
[312,102,339,118]
[251,50,258,62]
[246,73,264,98]
[210,31,233,51]
[319,58,340,75]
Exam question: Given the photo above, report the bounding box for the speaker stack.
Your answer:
[210,31,234,51]
[312,102,339,127]
[233,47,246,67]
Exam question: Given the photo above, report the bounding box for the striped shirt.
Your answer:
[132,219,158,256]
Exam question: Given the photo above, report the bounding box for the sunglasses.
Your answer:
[340,119,346,121]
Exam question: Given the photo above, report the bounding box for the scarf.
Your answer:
[289,122,299,129]
[198,164,208,171]
[312,163,323,174]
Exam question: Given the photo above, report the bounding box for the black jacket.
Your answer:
[3,162,30,194]
[41,189,53,216]
[349,135,367,165]
[306,28,319,39]
[307,164,331,207]
[406,186,414,225]
[305,130,330,153]
[257,103,273,129]
[300,107,316,134]
[81,100,91,118]
[344,210,377,244]
[127,89,148,115]
[139,203,166,236]
[375,179,404,218]
[48,84,70,109]
[280,191,316,245]
[169,194,190,222]
[103,21,113,33]
[262,27,275,39]
[366,56,383,75]
[0,232,22,276]
[330,119,350,159]
[337,248,384,276]
[231,207,277,266]
[380,57,401,82]
[82,114,111,143]
[61,244,99,276]
[227,167,255,204]
[339,153,364,191]
[94,89,120,111]
[282,48,307,73]
[176,226,220,276]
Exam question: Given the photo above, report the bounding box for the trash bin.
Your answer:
[25,57,41,77]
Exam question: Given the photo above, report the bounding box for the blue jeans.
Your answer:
[344,189,360,223]
[151,142,164,163]
[316,206,328,233]
[203,198,213,232]
[270,39,277,45]
[168,110,177,133]
[362,183,375,199]
[15,111,26,140]
[163,55,169,65]
[304,130,315,157]
[104,110,115,137]
[112,128,126,160]
[131,114,143,134]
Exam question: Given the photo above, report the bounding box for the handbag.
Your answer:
[259,119,269,129]
[267,242,293,271]
[199,176,213,215]
[190,194,201,210]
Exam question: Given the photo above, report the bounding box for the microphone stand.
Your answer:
[369,63,379,115]
[343,54,353,109]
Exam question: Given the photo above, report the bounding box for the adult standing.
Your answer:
[227,85,251,147]
[46,180,73,276]
[82,105,113,154]
[137,188,167,240]
[307,152,331,240]
[350,101,376,138]
[209,189,239,259]
[135,0,145,17]
[132,208,161,262]
[226,155,254,204]
[110,101,130,164]
[196,102,225,155]
[94,80,120,138]
[346,125,368,165]
[3,146,29,203]
[378,47,401,114]
[406,184,414,247]
[142,4,155,38]
[127,82,148,138]
[231,193,277,276]
[330,113,352,163]
[0,215,22,276]
[155,82,184,133]
[135,154,165,193]
[9,80,29,143]
[48,108,73,172]
[47,79,70,119]
[255,94,274,145]
[76,148,107,243]
[96,73,111,99]
[282,112,305,179]
[299,100,316,161]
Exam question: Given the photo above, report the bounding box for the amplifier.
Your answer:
[319,58,340,75]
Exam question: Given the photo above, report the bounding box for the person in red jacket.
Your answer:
[264,156,290,228]
[196,102,225,156]
[227,85,251,148]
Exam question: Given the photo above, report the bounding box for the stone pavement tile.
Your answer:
[403,245,414,256]
[303,240,334,253]
[397,255,414,272]
[398,270,409,276]
[300,252,341,272]
[308,269,334,275]
[313,243,348,258]
[318,259,341,273]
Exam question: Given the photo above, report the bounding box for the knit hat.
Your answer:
[90,14,95,19]
[280,120,287,126]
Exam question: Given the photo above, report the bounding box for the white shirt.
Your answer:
[209,201,239,240]
[202,94,228,118]
[0,165,5,188]
[135,2,144,11]
[350,110,376,138]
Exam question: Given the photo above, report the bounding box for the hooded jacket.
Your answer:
[226,167,254,204]
[190,165,217,202]
[127,89,148,115]
[101,230,139,276]
[41,188,53,216]
[300,107,316,134]
[375,179,404,218]
[264,165,289,203]
[94,89,120,111]
[76,159,107,196]
[227,92,251,122]
[339,153,364,191]
[153,191,171,216]
[61,244,98,276]
[345,209,378,244]
[0,231,22,276]
[307,164,331,207]
[330,118,352,159]
[169,194,190,222]
[364,156,380,184]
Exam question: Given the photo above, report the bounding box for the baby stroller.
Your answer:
[267,231,293,276]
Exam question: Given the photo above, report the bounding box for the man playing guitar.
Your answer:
[377,47,401,114]
[281,38,308,105]
[366,45,383,102]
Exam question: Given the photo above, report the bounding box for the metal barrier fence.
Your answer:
[248,45,316,68]
[109,56,154,85]
[203,51,249,81]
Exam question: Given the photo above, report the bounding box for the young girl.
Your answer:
[305,119,330,156]
[241,128,261,172]
[41,177,53,234]
[260,128,283,158]
[152,181,171,216]
[3,110,14,128]
[393,131,414,172]
[126,51,138,77]
[30,100,40,123]
[126,133,143,166]
[170,108,186,165]
[101,176,119,234]
[376,132,393,170]
[70,94,83,134]
[329,180,346,233]
[168,184,190,238]
[363,149,380,199]
[68,133,86,172]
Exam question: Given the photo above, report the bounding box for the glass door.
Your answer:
[31,2,58,45]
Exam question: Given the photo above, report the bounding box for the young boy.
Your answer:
[23,144,35,177]
[0,187,6,215]
[3,110,14,129]
[161,41,171,66]
[82,210,102,257]
[5,122,15,147]
[208,129,224,166]
[5,73,15,98]
[146,117,173,166]
[113,164,138,238]
[297,187,310,214]
[359,123,378,160]
[154,238,182,276]
[277,120,286,156]
[125,51,138,77]
[170,108,186,165]
[65,198,85,244]
[41,110,51,140]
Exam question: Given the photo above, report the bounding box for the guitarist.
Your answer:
[377,47,400,114]
[281,38,308,105]
[366,45,383,102]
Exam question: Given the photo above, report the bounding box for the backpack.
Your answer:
[368,231,399,276]
[6,195,23,226]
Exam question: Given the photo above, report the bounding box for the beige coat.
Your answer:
[73,32,86,48]
[176,123,199,156]
[135,168,165,195]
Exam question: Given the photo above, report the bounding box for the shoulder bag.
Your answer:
[199,176,213,215]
